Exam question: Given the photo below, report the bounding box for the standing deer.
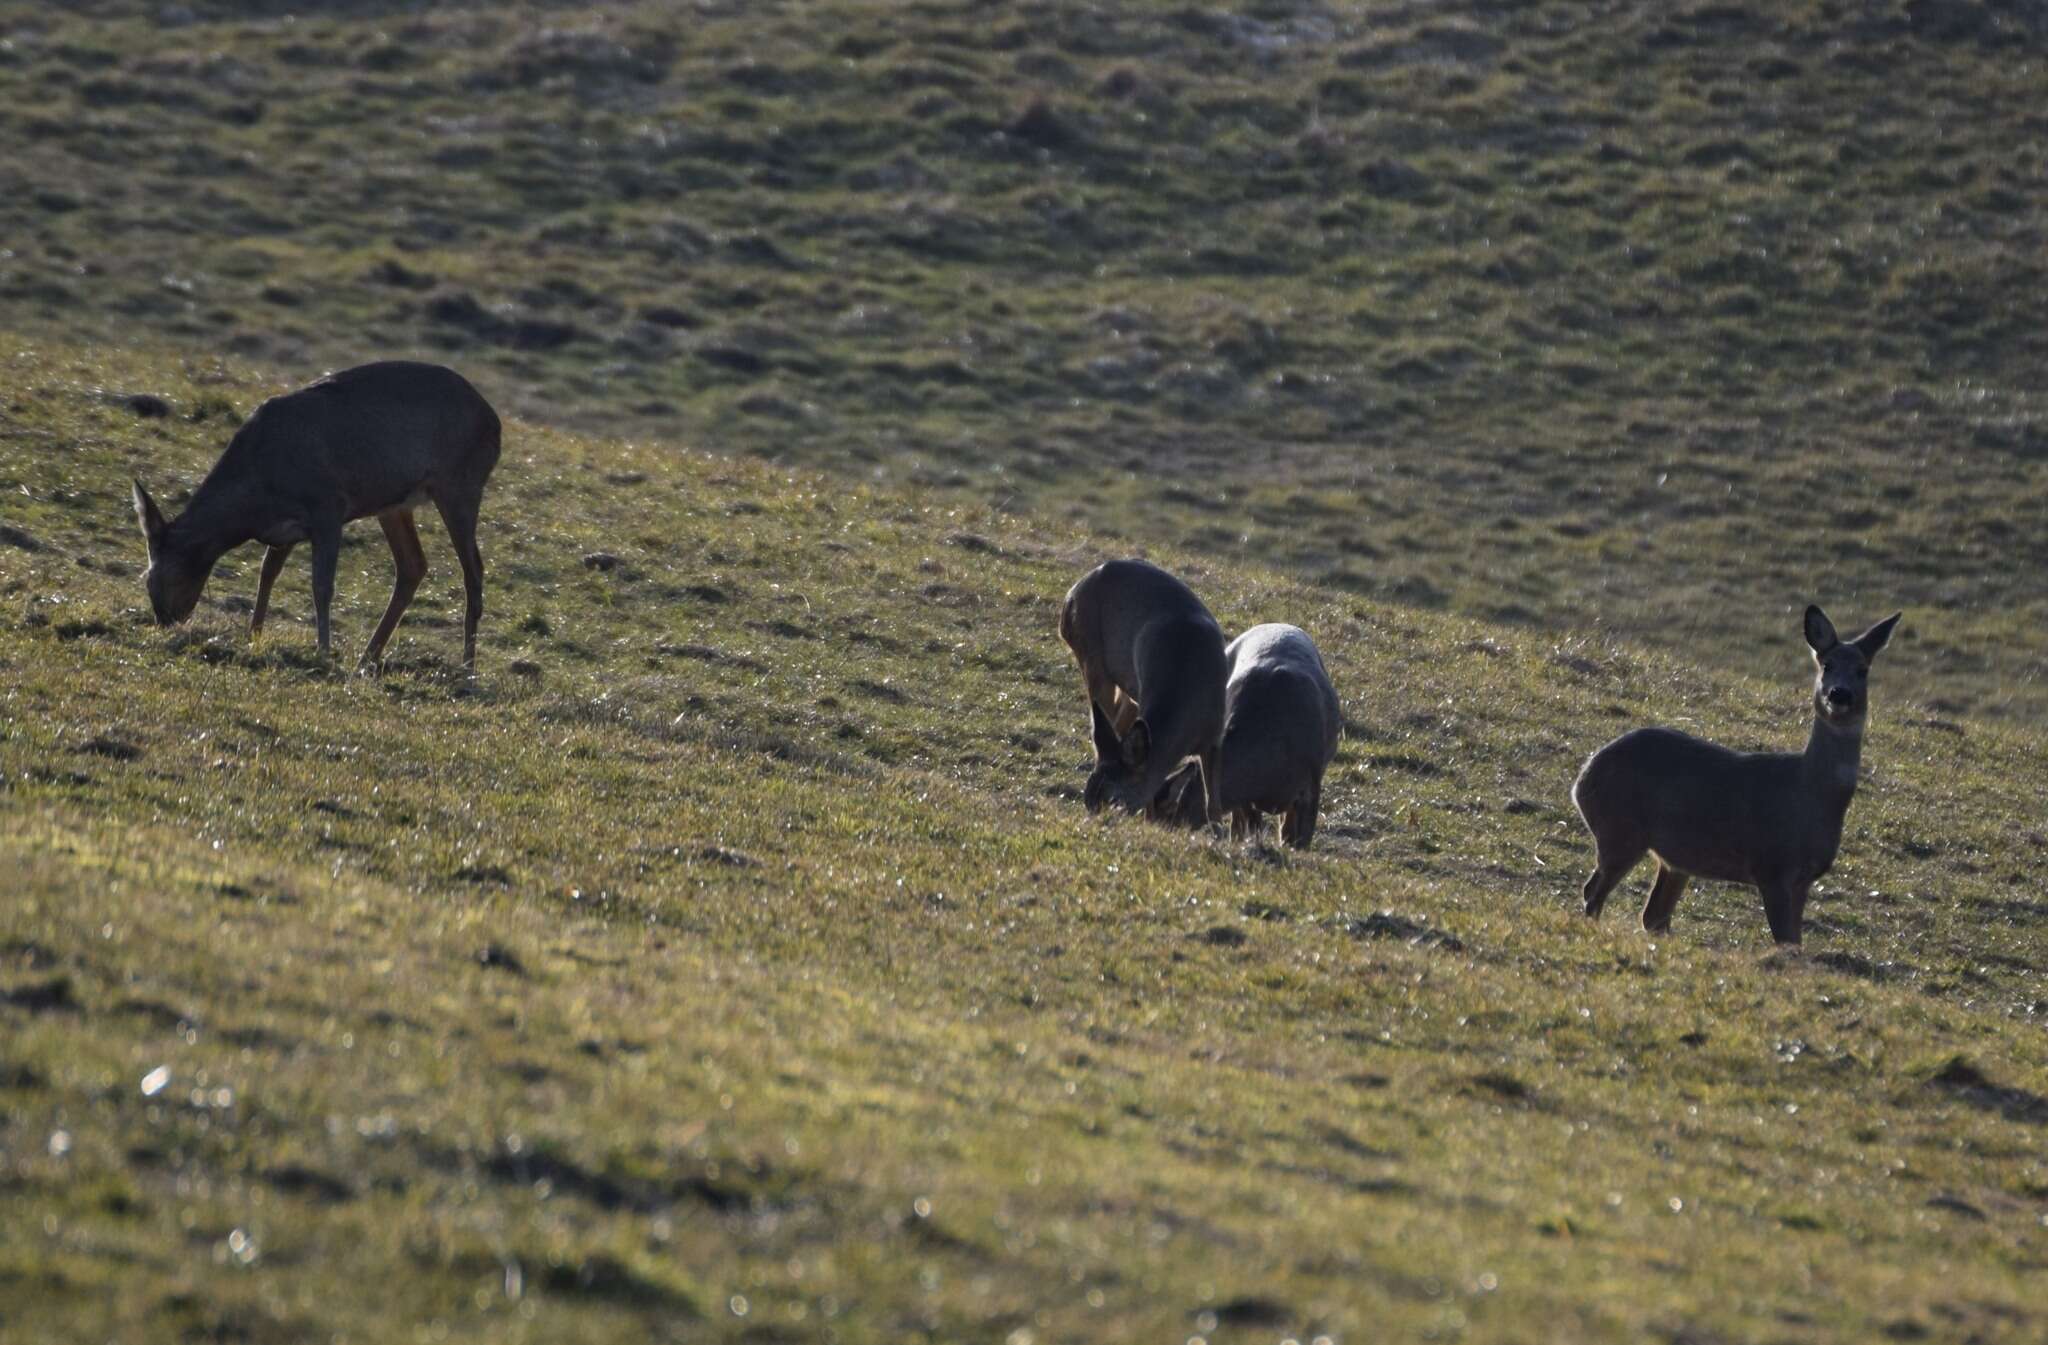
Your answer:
[1058,559,1227,821]
[1150,623,1341,848]
[131,361,501,671]
[1572,605,1901,945]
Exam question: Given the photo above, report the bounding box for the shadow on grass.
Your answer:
[1927,1056,2048,1125]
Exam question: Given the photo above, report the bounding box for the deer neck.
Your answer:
[171,477,261,570]
[1801,713,1864,808]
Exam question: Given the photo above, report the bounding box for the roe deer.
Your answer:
[1151,623,1341,848]
[1572,605,1901,945]
[1058,559,1227,820]
[131,361,501,671]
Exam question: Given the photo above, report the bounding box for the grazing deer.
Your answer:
[1572,605,1901,945]
[131,361,501,671]
[1151,623,1341,848]
[1058,559,1227,820]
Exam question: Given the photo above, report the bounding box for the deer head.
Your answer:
[1804,605,1900,731]
[133,479,206,626]
[1083,701,1155,815]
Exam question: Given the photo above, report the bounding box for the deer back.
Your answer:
[1060,559,1219,689]
[214,361,500,526]
[1576,729,1824,886]
[1212,624,1340,813]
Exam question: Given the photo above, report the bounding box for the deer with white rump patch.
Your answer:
[1572,605,1901,945]
[132,361,500,671]
[1058,559,1227,821]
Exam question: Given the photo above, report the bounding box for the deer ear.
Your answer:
[1803,605,1838,656]
[1853,612,1901,660]
[1122,718,1150,771]
[1089,701,1121,763]
[1149,763,1191,820]
[132,479,167,555]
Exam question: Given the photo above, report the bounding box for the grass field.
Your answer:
[4,2,2048,1342]
[5,0,2048,714]
[5,338,2046,1342]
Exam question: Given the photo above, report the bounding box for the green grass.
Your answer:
[5,2,2048,1338]
[3,337,2047,1343]
[4,1,2048,715]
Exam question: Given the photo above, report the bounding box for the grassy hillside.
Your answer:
[5,1,2047,1338]
[3,1,2048,716]
[4,338,2046,1343]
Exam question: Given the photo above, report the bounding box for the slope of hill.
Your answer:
[2,1,2047,717]
[3,338,2045,1343]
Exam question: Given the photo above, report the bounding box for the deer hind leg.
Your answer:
[250,543,294,637]
[1107,684,1140,736]
[1581,837,1646,920]
[362,509,429,672]
[1078,663,1124,756]
[433,493,485,670]
[1640,863,1690,933]
[1077,662,1113,725]
[1281,774,1322,850]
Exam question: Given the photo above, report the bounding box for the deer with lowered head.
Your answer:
[1058,558,1227,822]
[1150,623,1341,848]
[1572,605,1901,945]
[131,360,501,671]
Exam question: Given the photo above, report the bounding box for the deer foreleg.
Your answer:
[251,543,293,637]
